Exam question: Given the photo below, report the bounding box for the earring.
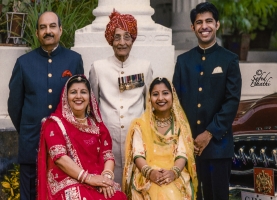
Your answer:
[87,105,91,115]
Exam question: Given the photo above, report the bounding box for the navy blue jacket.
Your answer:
[8,45,84,164]
[173,43,242,159]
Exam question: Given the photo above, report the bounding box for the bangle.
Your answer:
[171,169,178,180]
[86,174,92,183]
[85,174,96,184]
[141,165,151,178]
[146,168,154,180]
[77,169,84,181]
[101,169,114,180]
[81,170,88,183]
[171,166,181,179]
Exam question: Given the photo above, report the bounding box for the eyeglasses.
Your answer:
[113,34,132,42]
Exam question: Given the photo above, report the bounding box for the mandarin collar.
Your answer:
[197,43,219,55]
[111,55,131,68]
[38,45,61,58]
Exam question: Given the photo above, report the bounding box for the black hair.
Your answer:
[36,11,62,29]
[149,77,173,94]
[67,75,91,96]
[190,2,219,24]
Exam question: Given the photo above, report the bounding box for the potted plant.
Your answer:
[4,0,31,44]
[211,0,277,60]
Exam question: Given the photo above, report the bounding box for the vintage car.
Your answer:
[230,93,277,191]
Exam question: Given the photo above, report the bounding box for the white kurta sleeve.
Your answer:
[143,63,153,108]
[89,63,100,103]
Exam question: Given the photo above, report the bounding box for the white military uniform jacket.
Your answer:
[89,55,152,184]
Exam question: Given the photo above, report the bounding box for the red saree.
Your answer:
[37,75,127,200]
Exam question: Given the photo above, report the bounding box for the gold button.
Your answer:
[120,115,124,118]
[48,73,52,77]
[121,125,124,128]
[197,120,201,124]
[200,72,204,76]
[199,87,202,92]
[48,89,52,93]
[120,106,123,109]
[202,56,206,61]
[48,105,52,109]
[197,103,201,108]
[121,71,124,74]
[48,59,52,63]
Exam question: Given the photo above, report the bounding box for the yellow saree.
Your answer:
[123,80,198,200]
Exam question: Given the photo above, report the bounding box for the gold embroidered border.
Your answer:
[49,145,67,160]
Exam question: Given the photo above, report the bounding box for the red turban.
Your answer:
[105,10,137,46]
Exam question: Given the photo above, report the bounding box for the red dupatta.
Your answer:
[37,75,103,200]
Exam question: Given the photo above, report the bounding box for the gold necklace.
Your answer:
[154,115,172,128]
[75,116,88,124]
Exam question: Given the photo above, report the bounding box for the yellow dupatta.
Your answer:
[123,78,198,200]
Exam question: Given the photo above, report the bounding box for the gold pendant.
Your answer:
[202,56,206,61]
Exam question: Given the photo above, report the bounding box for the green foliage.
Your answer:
[12,0,32,13]
[1,0,31,12]
[1,0,13,13]
[23,0,98,49]
[1,164,20,200]
[211,0,277,36]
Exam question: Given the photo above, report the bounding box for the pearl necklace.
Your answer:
[154,115,173,128]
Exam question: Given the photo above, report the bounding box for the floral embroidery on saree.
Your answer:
[50,116,83,168]
[48,169,78,195]
[83,138,94,146]
[103,150,115,162]
[49,145,66,160]
[64,186,81,200]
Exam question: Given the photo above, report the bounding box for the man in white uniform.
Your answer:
[89,10,153,184]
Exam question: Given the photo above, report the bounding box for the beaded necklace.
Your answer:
[154,115,173,128]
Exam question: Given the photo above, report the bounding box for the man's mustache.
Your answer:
[43,34,54,39]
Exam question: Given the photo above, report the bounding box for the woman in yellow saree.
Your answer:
[123,77,198,200]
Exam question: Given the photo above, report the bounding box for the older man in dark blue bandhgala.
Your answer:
[8,11,84,199]
[173,2,242,200]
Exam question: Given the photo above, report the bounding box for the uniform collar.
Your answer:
[112,55,131,68]
[197,42,219,54]
[38,44,61,57]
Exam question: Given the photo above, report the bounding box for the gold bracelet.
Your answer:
[171,166,181,178]
[146,168,154,180]
[141,165,151,178]
[207,130,213,137]
[101,169,114,180]
[171,169,178,180]
[86,174,92,182]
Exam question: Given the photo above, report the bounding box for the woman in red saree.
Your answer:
[37,75,127,199]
